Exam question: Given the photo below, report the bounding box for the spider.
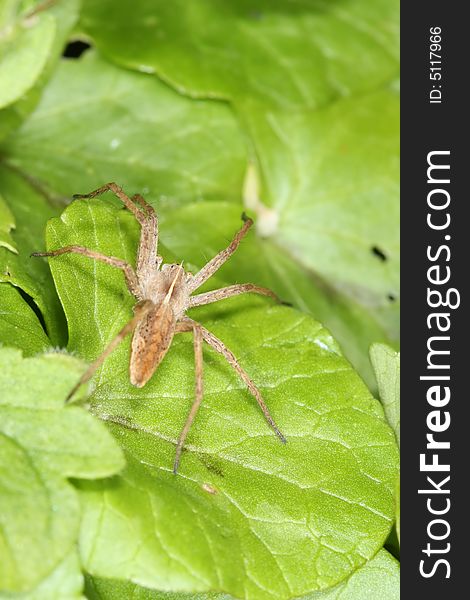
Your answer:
[33,183,286,472]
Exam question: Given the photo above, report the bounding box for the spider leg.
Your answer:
[65,300,154,403]
[180,316,286,444]
[130,194,160,274]
[73,182,148,224]
[190,283,280,308]
[72,183,160,279]
[188,214,253,292]
[31,245,141,298]
[131,193,156,217]
[173,321,204,473]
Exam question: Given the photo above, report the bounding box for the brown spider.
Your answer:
[32,183,286,472]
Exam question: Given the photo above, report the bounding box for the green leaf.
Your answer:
[84,548,399,600]
[244,91,399,310]
[1,51,247,205]
[0,3,56,110]
[79,0,399,110]
[0,0,80,141]
[0,165,67,346]
[370,344,400,447]
[44,199,398,598]
[0,347,125,594]
[0,283,50,355]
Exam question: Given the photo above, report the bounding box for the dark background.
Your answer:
[401,3,467,596]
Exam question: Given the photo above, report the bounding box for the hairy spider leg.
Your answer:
[31,245,141,299]
[190,283,280,308]
[73,182,160,276]
[172,316,285,473]
[65,300,154,402]
[173,321,204,473]
[188,214,253,292]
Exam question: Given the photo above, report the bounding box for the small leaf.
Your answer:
[79,0,399,111]
[0,165,66,346]
[370,344,400,447]
[0,283,50,355]
[0,347,125,593]
[0,4,56,109]
[85,548,399,600]
[45,199,398,598]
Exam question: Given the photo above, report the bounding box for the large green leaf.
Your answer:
[42,199,398,598]
[79,0,399,111]
[85,548,399,600]
[0,347,124,594]
[1,51,247,205]
[0,165,66,345]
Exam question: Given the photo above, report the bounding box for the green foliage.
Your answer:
[84,549,399,600]
[42,199,397,598]
[2,51,247,206]
[80,0,398,110]
[0,166,66,345]
[3,552,85,600]
[0,0,399,597]
[0,0,80,140]
[0,2,55,110]
[1,47,398,387]
[77,0,400,387]
[0,283,50,354]
[0,347,124,595]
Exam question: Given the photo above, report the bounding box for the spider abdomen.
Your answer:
[130,302,176,387]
